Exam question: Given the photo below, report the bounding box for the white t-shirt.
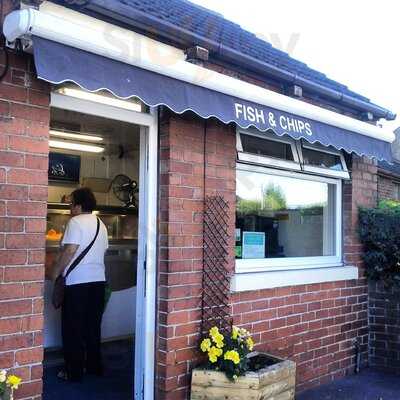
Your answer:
[61,213,109,286]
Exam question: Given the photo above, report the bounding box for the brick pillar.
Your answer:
[342,155,378,370]
[0,20,50,400]
[343,156,378,270]
[157,110,235,400]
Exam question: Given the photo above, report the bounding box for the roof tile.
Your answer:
[115,0,370,101]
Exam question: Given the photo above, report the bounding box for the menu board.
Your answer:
[48,152,81,183]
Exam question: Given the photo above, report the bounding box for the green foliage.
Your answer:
[359,205,400,286]
[378,199,400,211]
[263,184,287,211]
[236,183,287,217]
[236,198,262,215]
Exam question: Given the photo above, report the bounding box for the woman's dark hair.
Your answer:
[71,187,97,213]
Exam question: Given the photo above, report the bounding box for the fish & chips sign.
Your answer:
[234,102,313,136]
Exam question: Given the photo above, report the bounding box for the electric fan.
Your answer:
[110,174,138,208]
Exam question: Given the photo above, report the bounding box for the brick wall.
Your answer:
[156,107,378,398]
[157,110,236,400]
[0,15,50,400]
[378,174,399,201]
[230,280,368,391]
[369,281,400,374]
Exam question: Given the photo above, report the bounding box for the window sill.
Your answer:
[235,257,342,273]
[230,265,359,292]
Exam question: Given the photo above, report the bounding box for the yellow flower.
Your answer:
[224,350,241,365]
[239,328,249,337]
[209,326,224,349]
[208,346,223,363]
[209,327,220,338]
[200,338,211,353]
[214,334,224,349]
[246,337,254,351]
[6,375,21,390]
[231,326,240,340]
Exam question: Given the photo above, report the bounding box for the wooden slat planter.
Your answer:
[191,353,296,400]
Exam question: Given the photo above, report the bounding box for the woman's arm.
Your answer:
[51,244,79,281]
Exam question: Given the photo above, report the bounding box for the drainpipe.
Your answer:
[354,339,361,373]
[80,0,396,120]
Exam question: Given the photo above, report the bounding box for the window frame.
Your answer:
[235,163,342,273]
[236,129,302,171]
[237,128,350,180]
[298,141,350,179]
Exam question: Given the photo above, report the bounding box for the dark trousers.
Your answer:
[62,282,105,381]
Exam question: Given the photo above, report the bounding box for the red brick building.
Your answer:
[0,1,397,399]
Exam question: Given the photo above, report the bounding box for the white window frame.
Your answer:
[298,141,350,179]
[233,128,359,291]
[235,163,343,274]
[237,128,350,180]
[237,129,302,171]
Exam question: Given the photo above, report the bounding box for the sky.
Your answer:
[190,0,400,131]
[237,170,328,207]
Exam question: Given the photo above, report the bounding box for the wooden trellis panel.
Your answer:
[202,195,232,333]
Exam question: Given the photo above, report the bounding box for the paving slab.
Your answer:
[297,369,400,400]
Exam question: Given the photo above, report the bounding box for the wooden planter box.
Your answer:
[190,353,296,400]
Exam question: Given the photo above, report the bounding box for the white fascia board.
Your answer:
[3,1,395,143]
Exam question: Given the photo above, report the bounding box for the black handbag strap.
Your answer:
[65,217,100,278]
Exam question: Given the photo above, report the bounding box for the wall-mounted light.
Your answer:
[56,87,143,112]
[49,139,104,153]
[50,129,103,142]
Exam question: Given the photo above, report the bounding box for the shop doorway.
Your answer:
[42,90,157,400]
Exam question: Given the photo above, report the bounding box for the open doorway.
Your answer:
[42,90,157,400]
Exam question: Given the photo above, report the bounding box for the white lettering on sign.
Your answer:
[234,103,266,124]
[279,115,312,136]
[234,103,313,136]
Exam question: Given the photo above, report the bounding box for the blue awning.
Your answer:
[33,36,392,161]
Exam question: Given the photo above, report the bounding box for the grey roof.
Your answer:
[116,0,369,101]
[55,0,396,117]
[379,160,400,176]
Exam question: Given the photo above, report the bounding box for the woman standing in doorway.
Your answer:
[51,188,109,382]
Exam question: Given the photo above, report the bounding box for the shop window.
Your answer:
[302,147,342,170]
[237,131,301,171]
[233,129,355,291]
[240,133,295,161]
[235,164,341,272]
[300,143,349,179]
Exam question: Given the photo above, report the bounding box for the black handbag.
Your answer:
[52,217,100,309]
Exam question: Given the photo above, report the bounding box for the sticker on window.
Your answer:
[242,232,265,259]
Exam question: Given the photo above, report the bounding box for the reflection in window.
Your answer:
[240,134,294,161]
[302,147,343,170]
[235,169,336,259]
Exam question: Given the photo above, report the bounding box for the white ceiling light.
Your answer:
[50,129,103,142]
[56,87,143,112]
[49,139,104,153]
